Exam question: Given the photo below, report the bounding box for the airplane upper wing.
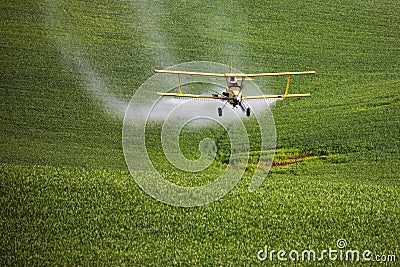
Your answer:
[155,69,316,78]
[155,69,226,77]
[232,71,316,77]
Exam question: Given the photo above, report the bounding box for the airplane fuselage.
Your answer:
[224,76,243,107]
[225,86,242,106]
[218,80,250,117]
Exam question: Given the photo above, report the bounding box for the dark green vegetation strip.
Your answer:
[1,0,399,265]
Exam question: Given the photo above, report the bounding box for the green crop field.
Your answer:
[1,0,399,265]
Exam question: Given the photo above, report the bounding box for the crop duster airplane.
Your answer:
[155,64,315,117]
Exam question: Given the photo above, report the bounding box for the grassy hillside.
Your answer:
[1,0,399,265]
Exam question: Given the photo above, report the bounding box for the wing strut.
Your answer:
[285,75,291,95]
[177,74,182,94]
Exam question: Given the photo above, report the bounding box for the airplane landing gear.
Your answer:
[218,102,250,117]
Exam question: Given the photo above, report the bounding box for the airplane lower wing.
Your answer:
[158,92,311,100]
[242,93,311,100]
[157,92,225,99]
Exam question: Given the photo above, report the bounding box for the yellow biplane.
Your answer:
[156,63,315,117]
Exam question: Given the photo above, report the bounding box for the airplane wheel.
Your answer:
[218,108,223,117]
[246,107,251,117]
